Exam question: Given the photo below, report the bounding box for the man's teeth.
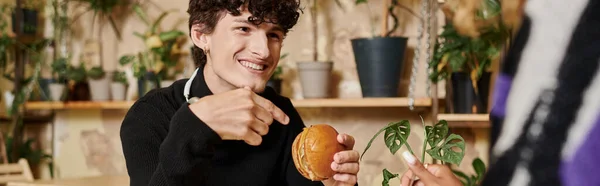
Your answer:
[240,61,265,70]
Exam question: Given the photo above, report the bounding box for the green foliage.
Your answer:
[112,71,128,85]
[426,133,465,165]
[453,158,487,186]
[361,120,414,161]
[383,120,411,154]
[355,0,367,4]
[270,53,288,80]
[428,0,510,84]
[50,57,69,82]
[87,66,105,79]
[382,169,398,186]
[67,64,87,82]
[4,134,54,178]
[119,53,147,79]
[127,3,186,81]
[69,0,128,40]
[361,119,469,185]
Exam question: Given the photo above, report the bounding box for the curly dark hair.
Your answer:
[188,0,302,68]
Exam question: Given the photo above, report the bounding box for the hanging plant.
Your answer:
[69,0,128,40]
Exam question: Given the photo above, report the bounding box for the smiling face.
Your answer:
[191,6,285,94]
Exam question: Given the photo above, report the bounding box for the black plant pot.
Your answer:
[138,72,160,98]
[351,37,408,97]
[449,72,492,113]
[68,82,91,101]
[267,79,282,94]
[12,9,38,35]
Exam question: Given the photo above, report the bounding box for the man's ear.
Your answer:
[190,24,210,49]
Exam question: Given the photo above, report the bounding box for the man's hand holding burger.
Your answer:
[322,133,360,186]
[291,124,360,186]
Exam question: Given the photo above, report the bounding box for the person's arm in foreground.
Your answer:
[400,151,462,186]
[121,88,290,186]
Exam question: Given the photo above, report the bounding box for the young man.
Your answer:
[120,0,360,186]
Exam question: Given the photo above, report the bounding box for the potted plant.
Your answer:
[48,57,69,101]
[86,66,110,101]
[350,0,415,97]
[428,0,510,113]
[119,4,186,97]
[110,70,127,101]
[66,63,90,101]
[297,0,337,99]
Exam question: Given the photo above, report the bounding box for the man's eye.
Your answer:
[237,27,250,32]
[268,33,282,40]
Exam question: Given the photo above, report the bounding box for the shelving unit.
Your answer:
[291,97,432,108]
[22,99,493,129]
[25,101,135,110]
[24,97,433,110]
[438,114,490,128]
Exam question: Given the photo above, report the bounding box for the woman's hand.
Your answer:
[400,151,462,186]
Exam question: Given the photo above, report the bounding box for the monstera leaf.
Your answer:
[425,120,449,147]
[382,169,398,186]
[384,120,411,154]
[426,134,466,165]
[361,120,412,160]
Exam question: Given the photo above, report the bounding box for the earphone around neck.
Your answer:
[184,68,200,102]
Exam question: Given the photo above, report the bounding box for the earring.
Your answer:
[203,46,209,55]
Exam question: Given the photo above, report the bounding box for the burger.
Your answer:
[292,124,345,181]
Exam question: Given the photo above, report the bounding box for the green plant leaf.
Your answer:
[119,55,136,66]
[452,170,472,186]
[133,4,150,26]
[473,158,486,181]
[384,120,411,155]
[159,30,184,41]
[151,10,177,34]
[133,32,146,40]
[360,120,411,160]
[425,120,449,147]
[361,125,387,160]
[271,66,283,80]
[280,53,289,60]
[382,169,398,186]
[355,0,367,4]
[67,65,87,82]
[87,66,105,79]
[112,71,128,85]
[426,134,466,165]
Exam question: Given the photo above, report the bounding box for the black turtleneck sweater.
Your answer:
[120,67,325,186]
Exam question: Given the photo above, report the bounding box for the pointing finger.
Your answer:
[251,94,289,125]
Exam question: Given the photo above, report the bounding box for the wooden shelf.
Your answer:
[25,101,135,110]
[437,114,490,128]
[291,97,432,108]
[24,97,432,110]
